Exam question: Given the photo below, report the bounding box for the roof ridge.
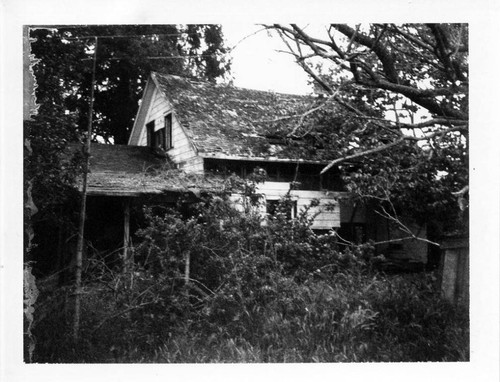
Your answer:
[151,71,313,98]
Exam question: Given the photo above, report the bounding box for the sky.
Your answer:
[221,24,313,95]
[221,25,432,125]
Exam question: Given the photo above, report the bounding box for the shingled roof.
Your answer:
[151,72,335,162]
[81,143,227,196]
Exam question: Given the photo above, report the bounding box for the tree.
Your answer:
[28,24,231,227]
[266,24,468,234]
[25,25,231,273]
[30,25,230,144]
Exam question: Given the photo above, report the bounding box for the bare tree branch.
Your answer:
[332,24,399,83]
[268,24,468,124]
[374,207,441,247]
[275,27,335,95]
[320,125,465,174]
[387,24,435,52]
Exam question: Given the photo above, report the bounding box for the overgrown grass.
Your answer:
[29,194,469,363]
[31,270,469,363]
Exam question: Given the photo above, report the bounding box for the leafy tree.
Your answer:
[25,110,82,218]
[25,25,230,279]
[266,24,468,233]
[30,25,230,144]
[23,109,84,274]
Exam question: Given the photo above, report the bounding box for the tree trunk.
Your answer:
[73,37,98,341]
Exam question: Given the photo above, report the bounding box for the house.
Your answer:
[71,72,429,272]
[125,72,429,264]
[126,72,356,229]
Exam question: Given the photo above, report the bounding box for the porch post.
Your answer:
[123,198,131,269]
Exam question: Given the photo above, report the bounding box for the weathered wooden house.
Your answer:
[127,72,349,230]
[76,72,429,271]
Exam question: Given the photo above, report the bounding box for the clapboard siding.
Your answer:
[135,87,198,168]
[129,78,211,174]
[128,79,155,145]
[149,99,170,125]
[229,194,267,215]
[138,87,172,143]
[129,77,340,229]
[250,181,342,229]
[181,156,204,173]
[136,87,161,146]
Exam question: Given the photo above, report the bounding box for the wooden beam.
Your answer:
[123,197,131,270]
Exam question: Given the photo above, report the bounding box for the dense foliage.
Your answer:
[31,192,468,363]
[25,24,230,264]
[24,109,83,223]
[24,108,84,273]
[25,24,469,364]
[266,24,468,232]
[30,25,230,144]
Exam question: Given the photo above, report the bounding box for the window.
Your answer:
[146,121,155,148]
[164,114,173,149]
[266,199,297,220]
[147,120,165,149]
[146,114,173,150]
[153,128,165,149]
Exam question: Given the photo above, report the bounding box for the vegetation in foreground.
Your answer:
[32,271,469,363]
[28,194,469,363]
[24,24,470,364]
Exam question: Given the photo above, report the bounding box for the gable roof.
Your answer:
[150,72,336,163]
[80,143,226,196]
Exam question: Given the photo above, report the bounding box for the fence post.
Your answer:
[439,235,469,305]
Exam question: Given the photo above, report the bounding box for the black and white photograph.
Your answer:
[1,1,499,381]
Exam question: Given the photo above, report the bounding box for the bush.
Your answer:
[30,192,469,363]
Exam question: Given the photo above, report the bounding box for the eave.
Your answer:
[199,153,332,166]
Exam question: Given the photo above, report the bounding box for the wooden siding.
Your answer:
[128,79,155,145]
[137,87,171,145]
[293,190,340,229]
[129,76,349,230]
[133,84,201,171]
[180,156,204,173]
[440,236,469,305]
[229,194,266,216]
[252,182,342,229]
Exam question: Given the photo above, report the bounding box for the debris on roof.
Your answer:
[75,143,232,197]
[152,72,339,161]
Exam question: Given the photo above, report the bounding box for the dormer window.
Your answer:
[146,113,173,150]
[164,114,173,150]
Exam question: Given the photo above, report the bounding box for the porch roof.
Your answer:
[78,143,227,196]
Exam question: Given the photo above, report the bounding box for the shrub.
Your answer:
[31,192,469,363]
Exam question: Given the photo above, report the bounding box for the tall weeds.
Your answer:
[30,193,469,362]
